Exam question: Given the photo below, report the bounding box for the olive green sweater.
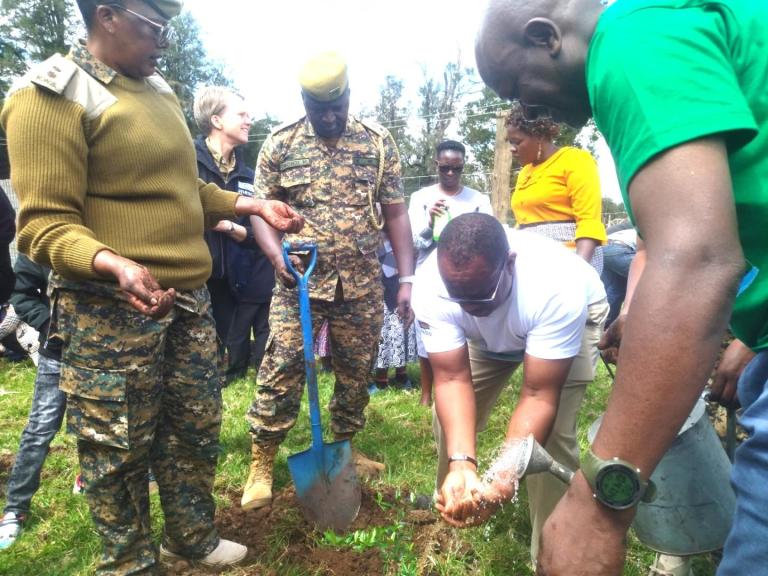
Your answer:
[1,51,238,290]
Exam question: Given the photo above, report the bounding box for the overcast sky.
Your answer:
[181,0,622,201]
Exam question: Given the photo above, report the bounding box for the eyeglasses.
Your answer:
[439,263,506,305]
[109,4,174,44]
[437,165,464,174]
[519,102,554,122]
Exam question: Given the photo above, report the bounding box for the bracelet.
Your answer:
[398,275,416,284]
[448,454,478,468]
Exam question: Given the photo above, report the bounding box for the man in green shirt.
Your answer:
[472,1,768,574]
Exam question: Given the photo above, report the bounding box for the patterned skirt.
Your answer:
[375,305,418,369]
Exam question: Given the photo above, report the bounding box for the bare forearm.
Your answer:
[575,237,598,263]
[249,215,283,265]
[505,394,559,446]
[383,204,415,277]
[435,376,477,458]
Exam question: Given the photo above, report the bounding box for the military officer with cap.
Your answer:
[243,51,415,510]
[1,0,303,573]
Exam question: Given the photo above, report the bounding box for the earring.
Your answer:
[536,142,542,163]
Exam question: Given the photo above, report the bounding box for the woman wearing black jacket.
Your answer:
[193,87,275,382]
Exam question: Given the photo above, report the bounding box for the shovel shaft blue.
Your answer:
[282,242,323,451]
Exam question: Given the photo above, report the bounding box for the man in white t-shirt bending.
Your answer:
[408,140,494,405]
[411,213,607,562]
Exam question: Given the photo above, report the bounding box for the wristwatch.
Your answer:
[581,448,656,510]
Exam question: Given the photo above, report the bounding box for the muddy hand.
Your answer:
[275,254,305,289]
[259,200,304,233]
[708,338,754,408]
[117,262,174,318]
[436,469,486,528]
[598,314,626,365]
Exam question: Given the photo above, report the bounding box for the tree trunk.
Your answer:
[491,112,512,223]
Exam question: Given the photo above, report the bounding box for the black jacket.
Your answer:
[195,136,275,303]
[9,253,61,359]
[0,184,16,303]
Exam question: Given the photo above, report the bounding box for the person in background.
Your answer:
[1,0,303,572]
[507,100,606,272]
[243,51,415,511]
[0,185,15,305]
[600,220,638,326]
[370,234,417,392]
[408,140,493,406]
[0,255,66,550]
[193,86,275,382]
[475,1,768,574]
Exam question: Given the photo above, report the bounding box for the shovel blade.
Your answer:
[288,439,361,532]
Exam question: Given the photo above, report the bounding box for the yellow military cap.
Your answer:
[298,52,349,102]
[141,0,183,19]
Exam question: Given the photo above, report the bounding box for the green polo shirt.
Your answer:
[587,0,768,350]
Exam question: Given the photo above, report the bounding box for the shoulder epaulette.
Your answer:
[358,116,387,138]
[11,54,78,97]
[271,116,305,136]
[10,53,116,121]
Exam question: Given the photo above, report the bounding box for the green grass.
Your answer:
[0,358,717,575]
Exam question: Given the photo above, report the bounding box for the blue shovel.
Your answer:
[283,242,361,531]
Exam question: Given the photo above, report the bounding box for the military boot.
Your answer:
[335,434,385,480]
[241,443,278,510]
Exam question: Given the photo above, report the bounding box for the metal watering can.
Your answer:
[588,397,736,555]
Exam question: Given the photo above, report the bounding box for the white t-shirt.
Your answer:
[408,185,494,267]
[411,229,606,360]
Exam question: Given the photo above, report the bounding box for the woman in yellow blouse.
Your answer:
[505,102,609,564]
[506,102,606,271]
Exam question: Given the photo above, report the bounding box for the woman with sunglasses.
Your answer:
[507,101,607,272]
[407,140,493,406]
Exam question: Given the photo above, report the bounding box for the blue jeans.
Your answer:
[718,350,768,574]
[3,355,64,516]
[600,242,635,326]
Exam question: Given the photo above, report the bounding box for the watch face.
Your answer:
[595,464,641,509]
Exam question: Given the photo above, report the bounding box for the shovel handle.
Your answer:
[282,242,324,451]
[282,242,318,287]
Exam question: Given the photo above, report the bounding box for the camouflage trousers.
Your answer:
[247,283,383,445]
[54,284,223,575]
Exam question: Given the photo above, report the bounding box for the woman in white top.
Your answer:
[407,140,494,405]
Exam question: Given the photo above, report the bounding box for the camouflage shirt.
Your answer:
[255,115,404,301]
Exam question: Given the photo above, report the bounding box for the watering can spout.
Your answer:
[518,435,575,485]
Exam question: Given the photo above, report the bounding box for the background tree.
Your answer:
[458,86,507,192]
[0,0,79,99]
[404,58,474,195]
[160,11,232,132]
[242,115,280,168]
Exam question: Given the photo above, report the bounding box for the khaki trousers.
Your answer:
[433,298,608,561]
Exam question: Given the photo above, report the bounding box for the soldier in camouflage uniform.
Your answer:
[1,0,302,573]
[242,52,416,510]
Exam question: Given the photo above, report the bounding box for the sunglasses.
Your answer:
[519,102,554,122]
[437,165,464,174]
[109,4,175,44]
[440,263,506,305]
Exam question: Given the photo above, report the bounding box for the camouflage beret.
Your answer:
[141,0,183,19]
[298,52,349,102]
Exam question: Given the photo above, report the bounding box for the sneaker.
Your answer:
[160,539,247,568]
[367,383,380,395]
[394,377,414,391]
[0,512,24,550]
[148,470,159,494]
[72,474,85,495]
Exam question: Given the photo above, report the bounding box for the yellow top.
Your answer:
[298,51,349,102]
[1,49,238,290]
[511,146,606,246]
